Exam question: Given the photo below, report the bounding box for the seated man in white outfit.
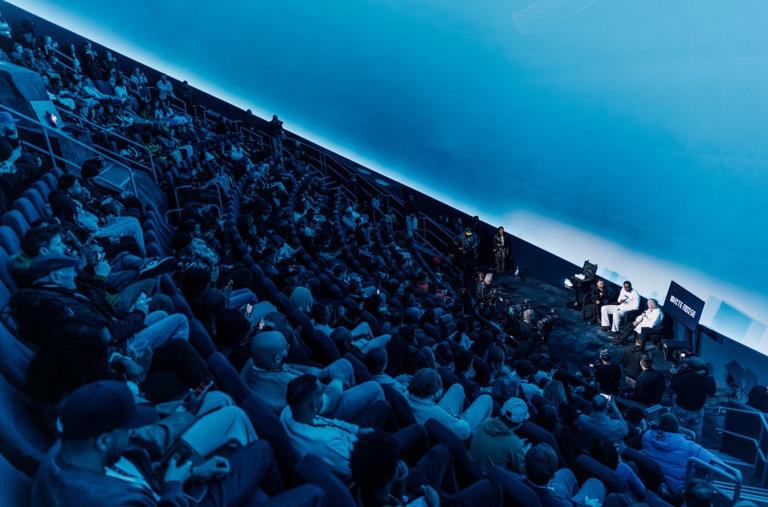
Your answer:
[407,368,492,441]
[601,280,640,333]
[617,298,663,344]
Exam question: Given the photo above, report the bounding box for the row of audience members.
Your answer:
[0,9,740,507]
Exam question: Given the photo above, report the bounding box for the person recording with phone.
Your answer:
[574,393,628,444]
[31,380,324,507]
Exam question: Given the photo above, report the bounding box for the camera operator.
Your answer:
[475,272,493,308]
[670,356,715,440]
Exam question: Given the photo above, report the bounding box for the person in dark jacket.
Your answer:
[634,354,666,406]
[492,226,509,273]
[594,348,621,396]
[13,254,188,358]
[620,334,646,386]
[670,356,716,440]
[582,279,610,324]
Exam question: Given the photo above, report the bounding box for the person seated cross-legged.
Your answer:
[600,280,640,334]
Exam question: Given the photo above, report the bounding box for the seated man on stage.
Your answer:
[582,279,610,324]
[600,280,640,333]
[616,299,663,344]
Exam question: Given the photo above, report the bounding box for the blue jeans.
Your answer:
[127,312,190,358]
[674,405,704,440]
[333,380,385,423]
[95,216,146,256]
[550,468,606,506]
[229,288,258,310]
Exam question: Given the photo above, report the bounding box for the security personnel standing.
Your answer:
[492,226,509,273]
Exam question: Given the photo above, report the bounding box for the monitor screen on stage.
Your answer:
[15,0,768,352]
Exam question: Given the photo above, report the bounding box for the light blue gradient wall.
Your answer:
[11,0,768,350]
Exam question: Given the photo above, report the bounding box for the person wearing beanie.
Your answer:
[641,412,717,495]
[468,397,530,476]
[670,356,716,439]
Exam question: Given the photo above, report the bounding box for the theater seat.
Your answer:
[0,212,28,244]
[0,373,53,477]
[486,467,541,507]
[295,454,355,507]
[0,226,21,255]
[12,198,40,226]
[0,323,34,392]
[0,451,31,506]
[572,454,627,494]
[0,247,18,292]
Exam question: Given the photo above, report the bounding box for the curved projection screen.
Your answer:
[13,0,768,351]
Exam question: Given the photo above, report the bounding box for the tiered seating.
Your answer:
[0,6,757,507]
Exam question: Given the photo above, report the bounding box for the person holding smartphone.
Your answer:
[574,393,629,444]
[31,380,324,507]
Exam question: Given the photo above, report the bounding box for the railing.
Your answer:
[146,85,188,115]
[0,103,141,199]
[716,405,768,486]
[686,456,743,503]
[55,107,158,183]
[52,47,76,69]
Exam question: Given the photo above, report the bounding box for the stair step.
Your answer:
[710,449,755,469]
[712,480,768,504]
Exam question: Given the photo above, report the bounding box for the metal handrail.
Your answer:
[52,47,76,68]
[55,107,157,183]
[327,150,405,208]
[686,456,743,503]
[20,139,139,198]
[715,405,768,484]
[241,127,267,151]
[0,103,141,199]
[146,85,188,115]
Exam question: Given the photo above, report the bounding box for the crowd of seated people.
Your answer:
[0,9,744,507]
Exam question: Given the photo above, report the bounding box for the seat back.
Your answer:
[0,247,18,293]
[12,199,40,226]
[518,421,566,467]
[0,373,53,477]
[0,323,33,392]
[0,226,20,255]
[295,454,355,507]
[621,446,666,492]
[0,213,28,245]
[572,454,626,494]
[0,451,32,505]
[20,190,48,219]
[487,467,541,507]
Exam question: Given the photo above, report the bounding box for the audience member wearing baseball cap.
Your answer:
[28,253,81,285]
[31,380,325,507]
[469,397,530,476]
